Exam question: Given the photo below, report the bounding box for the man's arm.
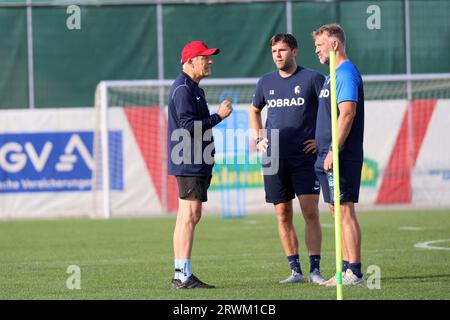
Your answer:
[249,105,268,152]
[303,72,325,155]
[217,100,233,121]
[337,101,357,148]
[323,101,356,171]
[174,87,229,134]
[249,105,263,137]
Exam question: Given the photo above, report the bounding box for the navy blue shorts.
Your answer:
[315,157,363,204]
[263,156,320,204]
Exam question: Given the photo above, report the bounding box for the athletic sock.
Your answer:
[174,260,181,280]
[287,254,302,275]
[348,262,363,278]
[309,255,321,273]
[179,259,192,283]
[342,260,349,273]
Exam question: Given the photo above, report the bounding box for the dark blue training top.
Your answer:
[315,60,365,165]
[252,66,325,158]
[167,72,222,176]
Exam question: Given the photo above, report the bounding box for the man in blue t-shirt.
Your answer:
[312,24,365,286]
[168,41,233,289]
[249,34,326,285]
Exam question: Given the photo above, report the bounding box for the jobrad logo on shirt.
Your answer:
[266,97,305,108]
[319,89,330,98]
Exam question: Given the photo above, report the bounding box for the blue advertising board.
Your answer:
[0,131,122,193]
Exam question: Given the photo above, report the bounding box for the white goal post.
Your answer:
[93,73,450,219]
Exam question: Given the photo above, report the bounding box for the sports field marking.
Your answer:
[321,223,334,228]
[399,226,424,231]
[414,239,450,251]
[243,220,259,225]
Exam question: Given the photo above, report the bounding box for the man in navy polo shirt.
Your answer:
[312,24,365,286]
[249,34,326,285]
[168,41,233,289]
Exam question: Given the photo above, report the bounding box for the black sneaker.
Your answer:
[171,278,182,289]
[178,274,215,289]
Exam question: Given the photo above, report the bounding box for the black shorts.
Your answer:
[263,156,320,204]
[315,158,363,204]
[176,176,212,202]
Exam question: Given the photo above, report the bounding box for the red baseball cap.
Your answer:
[181,41,220,64]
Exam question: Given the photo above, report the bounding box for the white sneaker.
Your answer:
[321,272,344,287]
[309,269,326,284]
[322,275,337,287]
[342,269,365,286]
[279,271,305,284]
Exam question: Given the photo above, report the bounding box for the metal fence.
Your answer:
[0,0,449,109]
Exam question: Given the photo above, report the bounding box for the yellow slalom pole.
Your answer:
[329,51,343,300]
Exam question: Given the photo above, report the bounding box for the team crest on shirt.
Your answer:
[294,85,301,95]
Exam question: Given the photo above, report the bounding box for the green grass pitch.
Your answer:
[0,209,449,300]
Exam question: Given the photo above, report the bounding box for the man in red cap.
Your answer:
[168,40,233,289]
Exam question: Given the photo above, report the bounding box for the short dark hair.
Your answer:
[269,33,298,50]
[312,24,346,47]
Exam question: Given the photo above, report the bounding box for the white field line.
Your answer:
[414,239,450,251]
[399,226,425,231]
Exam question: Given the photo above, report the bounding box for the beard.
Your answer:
[320,54,330,65]
[278,61,294,72]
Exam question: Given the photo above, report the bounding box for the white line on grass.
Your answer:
[399,226,424,231]
[415,239,450,251]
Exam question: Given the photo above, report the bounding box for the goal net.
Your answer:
[92,74,450,218]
